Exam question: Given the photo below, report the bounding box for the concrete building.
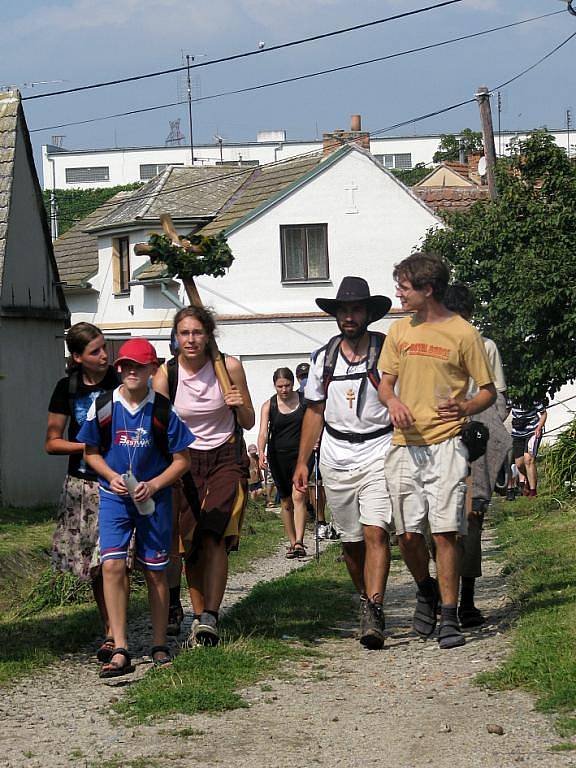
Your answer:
[42,122,575,191]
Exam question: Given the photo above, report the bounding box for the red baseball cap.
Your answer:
[114,338,159,367]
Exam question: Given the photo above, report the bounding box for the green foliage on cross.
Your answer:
[422,130,576,406]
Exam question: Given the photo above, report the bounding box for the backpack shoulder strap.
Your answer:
[166,357,179,404]
[322,334,344,396]
[95,390,114,454]
[355,331,386,417]
[68,369,80,416]
[366,331,385,388]
[152,392,172,462]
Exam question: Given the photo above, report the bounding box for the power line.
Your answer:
[29,10,563,135]
[371,27,576,137]
[491,29,576,92]
[23,0,467,102]
[46,27,576,224]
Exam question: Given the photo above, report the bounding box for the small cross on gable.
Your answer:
[344,181,359,214]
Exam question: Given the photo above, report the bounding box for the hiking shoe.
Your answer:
[505,488,516,502]
[167,602,184,636]
[326,523,340,540]
[438,617,466,649]
[359,599,385,650]
[181,617,200,650]
[413,580,439,638]
[195,612,220,647]
[316,523,329,539]
[458,605,486,628]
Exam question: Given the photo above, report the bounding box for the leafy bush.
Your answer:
[544,419,576,492]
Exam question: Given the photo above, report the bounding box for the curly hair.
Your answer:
[393,252,451,301]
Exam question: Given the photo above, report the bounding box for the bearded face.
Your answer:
[335,302,370,340]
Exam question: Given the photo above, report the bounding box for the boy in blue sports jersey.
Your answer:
[78,338,193,677]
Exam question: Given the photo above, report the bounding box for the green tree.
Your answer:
[432,128,483,163]
[422,130,576,405]
[42,184,142,236]
[391,163,430,186]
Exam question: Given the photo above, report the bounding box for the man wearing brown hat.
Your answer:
[294,276,394,650]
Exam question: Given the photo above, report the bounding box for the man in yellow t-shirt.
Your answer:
[378,253,496,650]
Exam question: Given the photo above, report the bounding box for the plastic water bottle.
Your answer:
[122,471,155,516]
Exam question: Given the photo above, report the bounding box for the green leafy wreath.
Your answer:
[148,230,234,280]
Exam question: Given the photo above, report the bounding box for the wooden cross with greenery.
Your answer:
[134,213,234,394]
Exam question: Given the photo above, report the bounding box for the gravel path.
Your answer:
[2,528,575,768]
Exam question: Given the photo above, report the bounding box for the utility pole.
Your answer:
[476,86,498,200]
[497,91,502,157]
[567,108,572,159]
[186,55,194,166]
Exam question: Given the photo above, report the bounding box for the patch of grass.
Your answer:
[550,743,576,752]
[557,716,576,738]
[0,505,57,613]
[117,545,353,722]
[478,494,576,731]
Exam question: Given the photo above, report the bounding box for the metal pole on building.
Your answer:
[476,86,498,200]
[567,108,572,159]
[186,54,194,166]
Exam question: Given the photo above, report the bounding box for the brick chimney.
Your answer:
[323,115,370,156]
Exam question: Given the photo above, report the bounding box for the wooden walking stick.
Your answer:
[134,213,233,395]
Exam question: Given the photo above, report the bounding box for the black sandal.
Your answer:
[96,636,115,663]
[151,645,172,667]
[293,541,307,559]
[99,647,135,678]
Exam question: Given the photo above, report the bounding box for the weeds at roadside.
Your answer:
[478,493,576,734]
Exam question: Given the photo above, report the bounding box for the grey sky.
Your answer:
[3,0,575,166]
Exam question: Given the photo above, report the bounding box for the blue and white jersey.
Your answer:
[77,386,194,490]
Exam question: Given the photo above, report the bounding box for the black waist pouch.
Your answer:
[460,421,490,462]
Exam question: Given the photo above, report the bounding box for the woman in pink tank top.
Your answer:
[153,306,254,647]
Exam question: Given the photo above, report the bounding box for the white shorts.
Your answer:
[319,458,392,544]
[384,437,468,536]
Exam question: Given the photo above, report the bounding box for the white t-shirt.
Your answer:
[305,344,392,470]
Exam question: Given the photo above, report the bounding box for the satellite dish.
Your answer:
[477,156,487,177]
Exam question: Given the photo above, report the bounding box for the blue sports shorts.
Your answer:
[98,487,172,570]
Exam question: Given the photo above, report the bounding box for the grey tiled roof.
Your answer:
[200,152,323,236]
[53,192,131,288]
[87,165,253,232]
[0,93,18,280]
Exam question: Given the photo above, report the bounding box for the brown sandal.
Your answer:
[286,546,298,559]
